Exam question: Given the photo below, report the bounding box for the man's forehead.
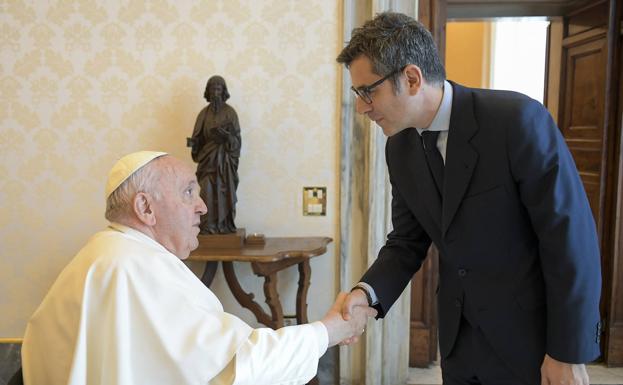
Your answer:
[349,56,379,85]
[159,157,194,179]
[179,166,199,187]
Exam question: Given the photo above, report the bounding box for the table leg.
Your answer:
[222,262,281,328]
[217,259,313,332]
[200,261,219,287]
[295,260,319,385]
[296,259,311,324]
[262,272,284,329]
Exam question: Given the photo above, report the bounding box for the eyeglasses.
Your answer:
[351,67,403,104]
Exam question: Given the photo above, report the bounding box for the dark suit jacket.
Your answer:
[361,82,601,384]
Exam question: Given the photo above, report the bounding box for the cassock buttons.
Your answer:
[454,298,462,308]
[458,269,467,277]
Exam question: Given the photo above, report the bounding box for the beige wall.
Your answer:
[0,1,340,337]
[446,21,491,88]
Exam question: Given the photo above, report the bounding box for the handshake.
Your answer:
[320,290,378,347]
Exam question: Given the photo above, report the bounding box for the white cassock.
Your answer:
[22,223,327,385]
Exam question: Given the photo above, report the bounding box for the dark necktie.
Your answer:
[421,130,445,197]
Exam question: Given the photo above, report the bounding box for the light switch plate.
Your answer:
[303,187,326,216]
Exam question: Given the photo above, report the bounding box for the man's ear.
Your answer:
[404,64,423,96]
[133,192,156,226]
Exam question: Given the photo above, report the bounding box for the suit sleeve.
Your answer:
[507,99,601,363]
[360,142,432,318]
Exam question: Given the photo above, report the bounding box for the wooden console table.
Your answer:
[188,237,333,330]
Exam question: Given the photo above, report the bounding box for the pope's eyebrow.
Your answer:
[184,180,198,191]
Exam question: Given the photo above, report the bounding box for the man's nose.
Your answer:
[355,97,372,114]
[197,198,207,215]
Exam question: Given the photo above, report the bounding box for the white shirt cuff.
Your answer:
[356,282,379,305]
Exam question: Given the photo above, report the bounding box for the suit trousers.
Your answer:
[441,317,531,385]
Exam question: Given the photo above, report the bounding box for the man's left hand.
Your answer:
[541,354,589,385]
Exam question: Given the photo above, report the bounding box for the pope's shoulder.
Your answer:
[72,228,171,276]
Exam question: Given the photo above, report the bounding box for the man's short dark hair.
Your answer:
[337,12,446,88]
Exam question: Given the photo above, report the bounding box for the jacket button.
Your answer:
[458,269,467,277]
[454,299,462,308]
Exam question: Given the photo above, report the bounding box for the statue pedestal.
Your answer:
[198,228,246,249]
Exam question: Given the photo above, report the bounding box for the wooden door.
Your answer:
[559,2,608,232]
[555,0,621,363]
[609,34,623,364]
[409,0,446,367]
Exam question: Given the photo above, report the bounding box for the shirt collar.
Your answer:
[416,80,452,135]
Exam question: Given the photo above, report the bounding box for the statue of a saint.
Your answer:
[189,76,241,234]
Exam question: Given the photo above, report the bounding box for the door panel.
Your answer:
[560,37,607,223]
[409,246,438,367]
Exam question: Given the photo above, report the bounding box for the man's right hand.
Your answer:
[338,289,372,345]
[321,292,377,347]
[341,288,369,321]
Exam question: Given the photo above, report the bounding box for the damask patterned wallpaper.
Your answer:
[0,1,339,337]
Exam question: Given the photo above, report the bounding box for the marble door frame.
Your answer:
[338,1,417,384]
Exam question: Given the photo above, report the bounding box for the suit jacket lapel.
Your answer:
[442,82,478,236]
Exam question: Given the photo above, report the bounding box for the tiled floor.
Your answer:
[406,364,623,384]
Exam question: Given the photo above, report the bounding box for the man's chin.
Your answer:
[374,120,393,136]
[382,125,407,137]
[183,239,200,258]
[381,125,396,137]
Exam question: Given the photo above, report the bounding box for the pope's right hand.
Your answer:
[321,292,376,347]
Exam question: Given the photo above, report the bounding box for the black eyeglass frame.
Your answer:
[350,66,405,104]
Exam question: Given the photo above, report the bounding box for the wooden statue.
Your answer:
[189,76,241,234]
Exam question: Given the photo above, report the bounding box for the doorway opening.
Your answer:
[446,18,550,103]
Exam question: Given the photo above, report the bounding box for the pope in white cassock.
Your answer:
[21,151,374,385]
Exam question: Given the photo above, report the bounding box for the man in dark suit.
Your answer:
[337,12,601,385]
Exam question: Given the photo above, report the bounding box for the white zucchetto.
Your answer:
[105,151,168,198]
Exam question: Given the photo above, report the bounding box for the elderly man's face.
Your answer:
[151,156,207,259]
